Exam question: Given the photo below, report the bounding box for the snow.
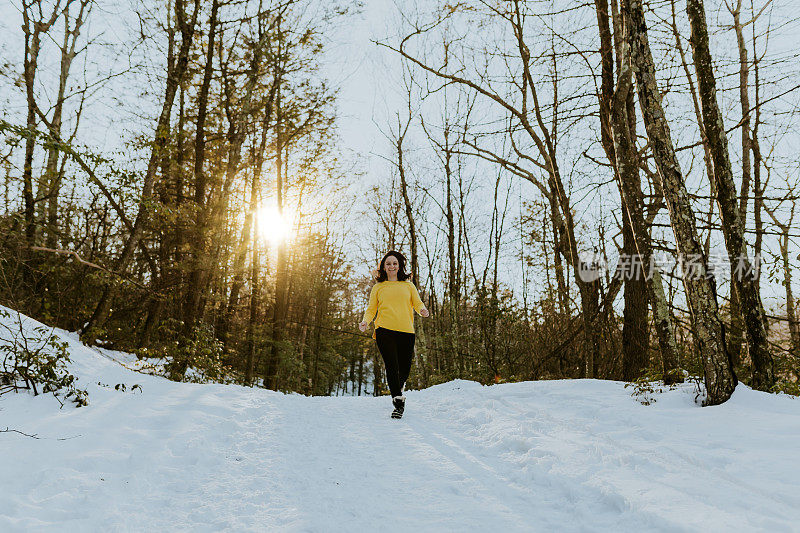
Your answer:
[1,307,800,531]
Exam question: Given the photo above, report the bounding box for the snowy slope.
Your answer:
[1,308,799,532]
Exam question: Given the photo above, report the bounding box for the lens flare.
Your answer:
[256,206,292,245]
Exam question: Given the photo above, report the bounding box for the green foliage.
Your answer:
[0,119,142,190]
[771,380,800,397]
[272,339,306,391]
[771,347,800,394]
[0,309,88,407]
[145,319,238,384]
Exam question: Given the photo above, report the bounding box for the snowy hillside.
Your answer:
[1,308,799,531]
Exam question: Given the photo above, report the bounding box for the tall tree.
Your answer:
[764,200,799,360]
[594,0,648,381]
[181,0,220,350]
[622,0,737,404]
[266,17,287,388]
[84,0,201,339]
[385,0,607,378]
[21,0,65,250]
[686,0,774,390]
[41,0,92,249]
[593,0,681,383]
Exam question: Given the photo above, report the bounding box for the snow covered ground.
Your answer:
[1,307,800,532]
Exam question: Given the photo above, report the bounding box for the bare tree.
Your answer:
[382,0,608,378]
[21,0,67,249]
[593,0,681,383]
[622,0,737,404]
[686,0,774,390]
[764,188,800,362]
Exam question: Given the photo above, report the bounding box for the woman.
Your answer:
[359,251,429,419]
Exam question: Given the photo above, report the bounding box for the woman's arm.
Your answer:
[359,284,379,331]
[409,282,429,317]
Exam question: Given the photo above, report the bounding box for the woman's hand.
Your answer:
[359,321,368,332]
[370,268,380,280]
[420,308,430,318]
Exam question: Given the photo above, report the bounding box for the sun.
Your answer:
[256,206,292,245]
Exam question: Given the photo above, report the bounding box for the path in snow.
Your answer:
[1,308,799,531]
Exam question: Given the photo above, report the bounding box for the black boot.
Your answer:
[391,395,405,419]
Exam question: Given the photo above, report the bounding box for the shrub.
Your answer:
[0,309,88,407]
[141,318,237,384]
[772,380,800,397]
[624,367,684,405]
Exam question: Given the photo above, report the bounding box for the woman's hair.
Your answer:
[375,250,411,282]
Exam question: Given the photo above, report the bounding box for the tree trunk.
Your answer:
[750,27,768,339]
[268,67,287,390]
[594,0,649,381]
[222,174,254,349]
[620,203,650,380]
[43,1,90,248]
[622,0,736,404]
[20,3,62,267]
[764,204,798,364]
[626,3,683,384]
[182,0,219,340]
[397,128,419,284]
[550,185,602,380]
[547,188,569,314]
[782,229,800,358]
[686,0,774,391]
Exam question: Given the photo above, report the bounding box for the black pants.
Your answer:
[375,327,415,398]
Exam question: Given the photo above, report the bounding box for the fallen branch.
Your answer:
[0,427,82,440]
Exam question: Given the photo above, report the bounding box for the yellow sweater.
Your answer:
[362,280,426,336]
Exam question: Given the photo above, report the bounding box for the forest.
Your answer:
[2,0,799,406]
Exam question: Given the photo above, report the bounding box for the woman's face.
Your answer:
[383,255,400,277]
